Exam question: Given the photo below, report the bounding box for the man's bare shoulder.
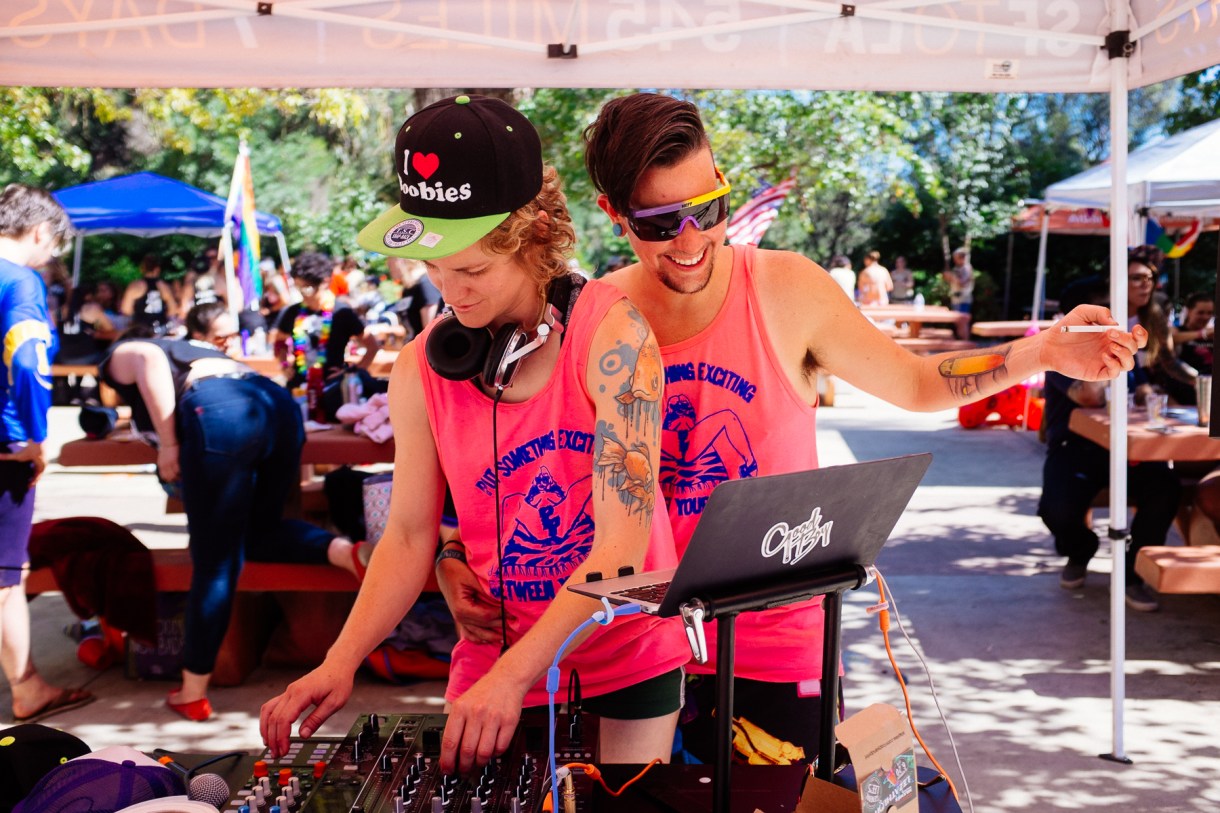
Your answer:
[750,248,837,304]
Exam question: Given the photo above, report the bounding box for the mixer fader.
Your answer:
[223,712,597,813]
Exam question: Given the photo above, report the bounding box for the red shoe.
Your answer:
[351,541,372,582]
[167,691,212,722]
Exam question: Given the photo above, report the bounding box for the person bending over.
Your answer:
[100,301,365,721]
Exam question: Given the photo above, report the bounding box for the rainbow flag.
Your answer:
[224,141,263,310]
[1146,216,1202,259]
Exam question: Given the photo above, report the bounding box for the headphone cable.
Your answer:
[492,386,509,654]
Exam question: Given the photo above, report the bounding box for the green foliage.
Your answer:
[4,80,1213,316]
[1163,66,1218,134]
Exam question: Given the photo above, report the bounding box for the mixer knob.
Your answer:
[380,754,392,773]
[431,796,444,813]
[469,800,484,813]
[275,795,287,811]
[253,760,269,778]
[391,729,407,747]
[370,713,380,732]
[414,753,427,772]
[352,738,363,761]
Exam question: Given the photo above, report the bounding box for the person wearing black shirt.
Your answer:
[270,252,379,389]
[120,254,178,334]
[1038,257,1179,613]
[385,256,443,339]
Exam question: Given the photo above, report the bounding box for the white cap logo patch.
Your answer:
[384,218,424,248]
[420,232,444,248]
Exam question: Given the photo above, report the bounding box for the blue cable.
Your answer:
[547,598,641,813]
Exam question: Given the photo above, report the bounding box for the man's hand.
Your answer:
[260,661,355,758]
[435,553,507,645]
[0,441,45,486]
[1043,305,1147,381]
[440,671,527,775]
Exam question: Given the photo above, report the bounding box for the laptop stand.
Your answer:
[680,563,870,813]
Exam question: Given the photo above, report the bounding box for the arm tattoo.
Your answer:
[937,348,1010,399]
[591,306,661,522]
[594,421,655,520]
[596,308,662,432]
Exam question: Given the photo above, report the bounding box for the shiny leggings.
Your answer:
[177,376,333,675]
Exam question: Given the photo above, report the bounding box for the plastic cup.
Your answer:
[1197,376,1212,427]
[1145,392,1168,428]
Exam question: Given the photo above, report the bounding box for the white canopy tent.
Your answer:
[1030,117,1220,320]
[4,0,1220,764]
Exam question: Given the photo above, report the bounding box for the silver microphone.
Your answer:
[187,773,231,810]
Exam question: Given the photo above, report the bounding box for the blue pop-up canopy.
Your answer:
[54,171,282,237]
[53,171,289,290]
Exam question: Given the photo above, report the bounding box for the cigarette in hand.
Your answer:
[1060,325,1115,333]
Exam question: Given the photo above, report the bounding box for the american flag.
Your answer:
[725,174,797,246]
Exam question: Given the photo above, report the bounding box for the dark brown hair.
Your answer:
[583,93,709,215]
[1128,244,1161,274]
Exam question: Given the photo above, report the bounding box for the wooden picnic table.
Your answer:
[971,320,1057,338]
[58,425,395,467]
[861,304,972,340]
[238,349,399,379]
[1070,407,1220,594]
[1068,407,1220,462]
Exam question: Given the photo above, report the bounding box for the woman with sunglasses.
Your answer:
[442,92,1149,766]
[99,301,366,722]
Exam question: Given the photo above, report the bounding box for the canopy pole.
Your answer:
[275,232,291,276]
[1032,208,1050,319]
[71,233,85,287]
[1103,5,1132,767]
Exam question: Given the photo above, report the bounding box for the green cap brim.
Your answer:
[357,204,511,260]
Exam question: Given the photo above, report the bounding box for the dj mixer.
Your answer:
[221,712,596,813]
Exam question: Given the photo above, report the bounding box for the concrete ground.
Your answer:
[9,382,1219,812]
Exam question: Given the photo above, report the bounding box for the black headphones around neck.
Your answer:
[425,273,586,390]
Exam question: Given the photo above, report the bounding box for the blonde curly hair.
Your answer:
[480,165,576,299]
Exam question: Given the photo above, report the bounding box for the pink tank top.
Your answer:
[660,245,826,684]
[416,279,688,706]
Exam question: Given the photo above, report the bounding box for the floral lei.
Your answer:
[293,308,333,375]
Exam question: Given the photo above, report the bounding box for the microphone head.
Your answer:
[187,773,231,810]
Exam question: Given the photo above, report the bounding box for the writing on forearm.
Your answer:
[937,348,1010,399]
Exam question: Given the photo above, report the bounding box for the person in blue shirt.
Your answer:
[0,183,95,723]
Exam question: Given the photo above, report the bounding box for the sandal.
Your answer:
[166,691,212,722]
[12,687,95,724]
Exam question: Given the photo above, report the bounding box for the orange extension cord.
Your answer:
[872,568,960,802]
[541,759,663,810]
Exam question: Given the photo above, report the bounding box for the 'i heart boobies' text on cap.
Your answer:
[358,94,543,261]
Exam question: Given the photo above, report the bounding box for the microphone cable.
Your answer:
[545,598,641,813]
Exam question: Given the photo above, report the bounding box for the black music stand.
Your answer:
[684,563,869,813]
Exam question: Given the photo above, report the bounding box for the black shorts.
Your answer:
[677,675,838,764]
[530,667,685,721]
